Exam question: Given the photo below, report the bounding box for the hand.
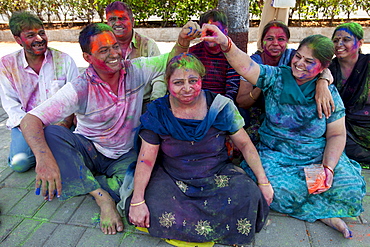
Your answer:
[258,184,274,206]
[313,168,333,194]
[129,203,150,228]
[35,155,62,201]
[200,24,229,48]
[315,79,335,119]
[180,21,201,41]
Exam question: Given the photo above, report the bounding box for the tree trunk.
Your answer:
[218,0,249,53]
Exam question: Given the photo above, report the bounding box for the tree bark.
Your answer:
[218,0,249,53]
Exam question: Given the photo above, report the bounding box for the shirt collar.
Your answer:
[86,60,127,85]
[21,48,51,69]
[131,30,139,50]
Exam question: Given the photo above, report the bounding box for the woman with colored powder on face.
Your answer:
[329,22,370,169]
[121,53,273,246]
[237,21,335,144]
[201,24,365,239]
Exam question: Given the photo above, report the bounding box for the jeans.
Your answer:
[44,125,137,202]
[8,127,36,172]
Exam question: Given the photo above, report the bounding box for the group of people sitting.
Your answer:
[0,1,367,246]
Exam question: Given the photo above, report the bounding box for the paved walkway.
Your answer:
[0,108,369,247]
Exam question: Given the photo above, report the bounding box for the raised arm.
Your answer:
[229,128,274,205]
[20,114,62,200]
[201,24,261,85]
[128,138,160,228]
[167,21,202,63]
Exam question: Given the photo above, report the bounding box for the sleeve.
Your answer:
[256,64,281,93]
[147,39,168,101]
[226,101,245,134]
[150,74,167,101]
[214,98,245,134]
[130,53,169,89]
[0,61,26,128]
[225,65,240,102]
[147,39,161,57]
[52,49,79,82]
[29,83,79,126]
[139,129,161,145]
[65,55,79,81]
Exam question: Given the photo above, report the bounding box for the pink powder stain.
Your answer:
[140,159,153,167]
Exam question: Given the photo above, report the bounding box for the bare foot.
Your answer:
[320,218,352,239]
[91,189,124,235]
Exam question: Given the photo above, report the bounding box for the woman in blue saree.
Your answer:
[201,25,366,239]
[124,53,273,246]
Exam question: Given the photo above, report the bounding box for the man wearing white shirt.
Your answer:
[0,11,78,172]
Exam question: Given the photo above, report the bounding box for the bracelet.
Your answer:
[323,165,334,175]
[176,41,189,49]
[258,181,270,186]
[130,200,146,207]
[220,36,232,53]
[318,77,330,85]
[249,91,257,101]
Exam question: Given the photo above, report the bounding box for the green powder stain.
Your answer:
[91,213,100,226]
[107,178,120,191]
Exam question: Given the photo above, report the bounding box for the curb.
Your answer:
[1,27,370,43]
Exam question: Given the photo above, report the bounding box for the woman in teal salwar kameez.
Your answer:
[201,26,366,239]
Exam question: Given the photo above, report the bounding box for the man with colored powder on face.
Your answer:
[19,21,200,235]
[0,11,78,173]
[189,9,240,102]
[105,1,167,112]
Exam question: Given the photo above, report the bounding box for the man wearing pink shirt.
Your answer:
[20,22,200,235]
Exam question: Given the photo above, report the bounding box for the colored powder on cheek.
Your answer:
[307,62,322,75]
[193,78,202,90]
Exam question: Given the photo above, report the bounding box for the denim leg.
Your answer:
[44,125,101,200]
[8,127,36,172]
[94,149,137,202]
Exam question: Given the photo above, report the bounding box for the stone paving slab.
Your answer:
[22,222,59,247]
[7,190,45,217]
[0,215,23,240]
[0,218,41,246]
[68,196,101,228]
[49,196,85,224]
[42,224,86,247]
[254,215,310,247]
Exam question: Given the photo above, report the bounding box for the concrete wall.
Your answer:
[1,27,370,43]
